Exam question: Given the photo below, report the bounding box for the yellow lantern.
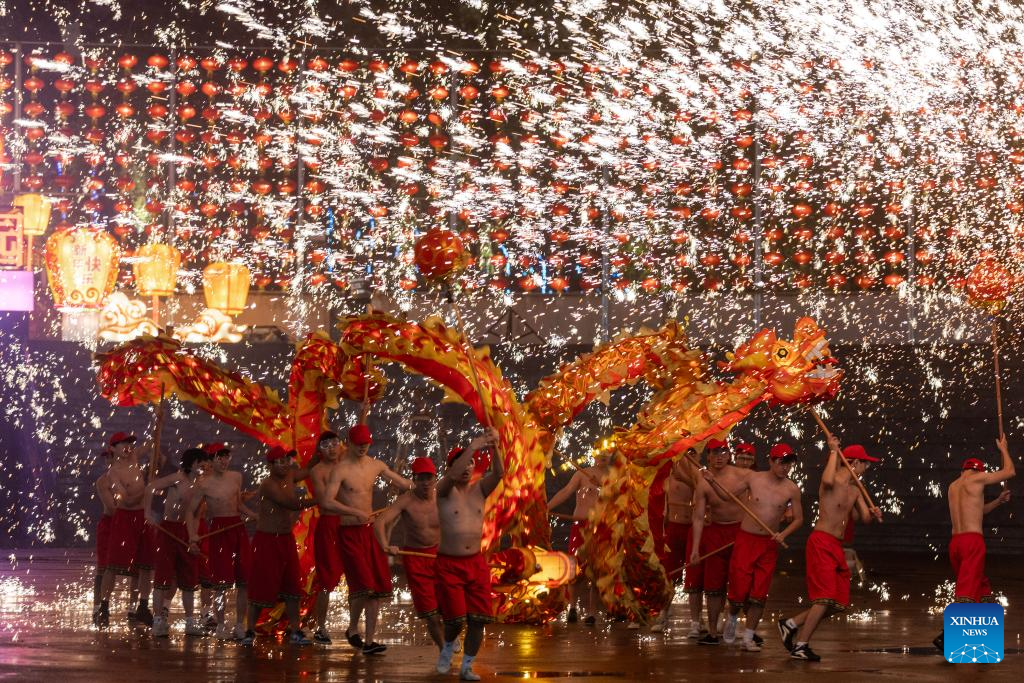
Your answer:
[13,193,52,266]
[134,243,180,297]
[13,193,52,237]
[203,262,250,315]
[44,226,120,310]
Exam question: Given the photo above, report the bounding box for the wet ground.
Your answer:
[0,548,1020,681]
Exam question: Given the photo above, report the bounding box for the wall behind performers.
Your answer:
[0,338,1019,556]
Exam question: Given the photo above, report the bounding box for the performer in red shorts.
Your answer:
[546,450,610,625]
[722,443,803,651]
[779,438,881,661]
[660,455,697,633]
[145,448,209,637]
[309,430,370,644]
[242,446,316,646]
[187,443,256,640]
[334,423,413,656]
[435,428,502,682]
[374,456,445,649]
[92,448,115,625]
[933,436,1014,651]
[689,438,753,645]
[97,432,156,628]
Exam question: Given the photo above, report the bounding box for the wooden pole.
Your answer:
[195,519,247,541]
[148,383,165,484]
[992,318,1005,437]
[683,449,787,547]
[150,520,208,560]
[676,542,735,572]
[397,549,437,559]
[808,409,877,510]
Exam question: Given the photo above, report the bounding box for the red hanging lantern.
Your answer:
[413,228,468,281]
[966,257,1013,312]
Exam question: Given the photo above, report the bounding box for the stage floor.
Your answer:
[0,549,1020,682]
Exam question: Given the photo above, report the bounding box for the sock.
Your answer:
[727,613,738,623]
[461,654,476,671]
[795,641,807,649]
[744,628,755,640]
[786,618,797,629]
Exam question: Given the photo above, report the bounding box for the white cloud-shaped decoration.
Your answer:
[173,308,247,344]
[99,292,159,342]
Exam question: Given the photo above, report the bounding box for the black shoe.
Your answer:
[752,633,764,646]
[932,632,943,651]
[94,603,110,629]
[362,641,387,655]
[241,630,255,647]
[346,628,364,650]
[314,628,332,645]
[204,614,218,632]
[583,616,596,626]
[790,644,821,662]
[568,607,578,623]
[135,604,154,627]
[777,619,797,652]
[697,634,720,646]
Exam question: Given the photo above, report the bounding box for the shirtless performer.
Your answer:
[689,438,753,644]
[779,438,882,661]
[546,451,611,625]
[242,446,317,646]
[96,432,156,628]
[145,448,209,637]
[722,443,804,651]
[932,435,1014,651]
[187,443,256,640]
[734,442,757,470]
[658,454,698,632]
[435,428,503,682]
[374,456,444,649]
[335,423,414,656]
[308,431,370,645]
[92,449,115,624]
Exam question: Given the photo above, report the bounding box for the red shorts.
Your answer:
[205,516,251,590]
[197,518,211,585]
[569,521,588,570]
[96,514,112,573]
[402,545,439,618]
[248,530,302,608]
[702,522,740,595]
[663,521,690,581]
[683,525,703,593]
[950,532,993,603]
[338,524,392,599]
[105,508,155,576]
[435,553,493,624]
[727,528,779,607]
[313,515,345,592]
[154,520,200,591]
[806,530,850,612]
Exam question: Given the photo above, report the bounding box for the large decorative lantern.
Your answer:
[44,225,120,346]
[134,243,181,324]
[203,262,250,315]
[965,257,1013,313]
[13,192,52,265]
[44,226,120,310]
[413,227,467,282]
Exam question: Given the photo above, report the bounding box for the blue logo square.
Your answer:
[943,603,1004,663]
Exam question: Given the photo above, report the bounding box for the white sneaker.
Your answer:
[184,617,206,636]
[436,642,455,674]
[723,616,738,644]
[232,623,246,640]
[152,616,170,638]
[460,666,481,682]
[687,621,704,639]
[627,621,641,630]
[215,624,233,640]
[741,638,762,652]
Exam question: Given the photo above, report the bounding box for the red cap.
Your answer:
[706,438,728,451]
[842,444,879,463]
[204,442,230,455]
[446,446,466,466]
[349,424,372,446]
[411,457,437,475]
[267,445,296,462]
[108,431,136,447]
[735,442,756,456]
[769,443,795,459]
[962,458,986,472]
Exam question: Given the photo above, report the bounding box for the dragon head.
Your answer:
[722,317,842,405]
